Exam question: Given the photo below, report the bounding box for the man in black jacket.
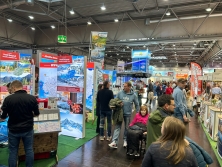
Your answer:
[97,81,114,141]
[145,79,154,106]
[0,80,40,167]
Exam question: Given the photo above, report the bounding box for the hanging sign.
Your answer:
[131,50,151,59]
[58,35,67,43]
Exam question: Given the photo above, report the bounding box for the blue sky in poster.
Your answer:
[20,53,31,59]
[0,61,15,66]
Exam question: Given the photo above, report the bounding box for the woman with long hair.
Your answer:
[142,117,198,167]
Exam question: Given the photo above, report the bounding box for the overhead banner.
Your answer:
[190,62,202,96]
[90,31,108,69]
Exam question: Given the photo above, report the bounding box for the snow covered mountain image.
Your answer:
[61,118,82,132]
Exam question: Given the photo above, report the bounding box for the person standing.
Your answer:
[0,80,40,167]
[145,79,154,106]
[156,83,163,98]
[165,83,173,95]
[146,94,175,148]
[173,78,193,123]
[97,81,114,141]
[96,84,103,133]
[212,83,222,95]
[109,81,139,148]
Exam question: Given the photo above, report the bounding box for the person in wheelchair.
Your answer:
[127,105,149,157]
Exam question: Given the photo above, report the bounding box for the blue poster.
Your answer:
[86,68,94,112]
[132,59,148,73]
[0,118,8,143]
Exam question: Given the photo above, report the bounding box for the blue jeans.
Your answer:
[100,111,112,137]
[8,130,34,167]
[112,116,131,144]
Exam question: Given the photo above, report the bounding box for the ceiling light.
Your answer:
[31,27,35,30]
[110,56,112,57]
[69,9,75,15]
[101,5,106,10]
[87,21,92,25]
[51,25,55,29]
[121,56,123,57]
[29,16,34,19]
[206,7,211,12]
[127,46,129,48]
[143,45,146,48]
[114,19,118,22]
[166,11,171,16]
[117,53,119,55]
[7,19,12,22]
[173,44,175,47]
[193,43,197,45]
[152,38,154,39]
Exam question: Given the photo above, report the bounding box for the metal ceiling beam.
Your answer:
[114,13,125,41]
[199,40,222,65]
[193,2,220,36]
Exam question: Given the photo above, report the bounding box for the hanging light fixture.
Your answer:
[69,9,75,14]
[114,18,118,22]
[166,11,171,16]
[101,4,106,10]
[87,21,92,25]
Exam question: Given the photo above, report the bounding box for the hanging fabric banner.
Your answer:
[90,31,108,69]
[190,62,202,96]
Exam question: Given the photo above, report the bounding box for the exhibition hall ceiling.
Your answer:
[0,0,222,67]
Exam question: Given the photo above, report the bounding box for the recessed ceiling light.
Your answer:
[193,43,197,45]
[31,27,35,30]
[166,11,171,16]
[173,44,175,47]
[69,9,75,15]
[143,45,146,47]
[114,19,118,22]
[7,19,12,22]
[29,16,34,19]
[101,5,106,10]
[51,25,55,29]
[127,46,129,48]
[206,7,211,12]
[87,21,92,25]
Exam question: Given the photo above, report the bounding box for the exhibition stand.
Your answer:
[203,101,212,128]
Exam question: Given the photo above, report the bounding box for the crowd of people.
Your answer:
[95,78,213,167]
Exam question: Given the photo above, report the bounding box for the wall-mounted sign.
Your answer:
[213,72,222,81]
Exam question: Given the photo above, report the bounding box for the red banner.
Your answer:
[58,56,72,64]
[57,86,83,93]
[190,62,202,96]
[39,62,58,68]
[41,53,58,60]
[0,50,20,61]
[87,62,94,69]
[0,86,29,92]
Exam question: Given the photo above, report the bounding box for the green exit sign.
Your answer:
[58,35,67,43]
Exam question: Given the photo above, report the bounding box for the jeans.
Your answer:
[112,116,131,144]
[8,130,34,167]
[100,111,112,137]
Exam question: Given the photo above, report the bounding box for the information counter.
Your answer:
[18,109,61,164]
[209,106,222,141]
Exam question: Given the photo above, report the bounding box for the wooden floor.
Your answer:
[54,99,220,167]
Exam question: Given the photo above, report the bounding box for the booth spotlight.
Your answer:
[29,15,34,19]
[69,9,75,15]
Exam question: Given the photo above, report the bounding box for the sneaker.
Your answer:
[134,151,140,157]
[129,150,134,156]
[126,150,134,155]
[107,136,112,141]
[108,141,118,148]
[100,136,104,141]
[123,140,127,148]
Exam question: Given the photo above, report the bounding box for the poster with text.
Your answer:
[86,66,94,112]
[190,62,202,96]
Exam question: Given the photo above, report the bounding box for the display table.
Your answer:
[203,101,212,128]
[18,109,61,164]
[209,106,222,141]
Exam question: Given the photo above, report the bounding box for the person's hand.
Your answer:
[183,115,189,122]
[143,132,147,135]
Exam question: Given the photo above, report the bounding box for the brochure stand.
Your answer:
[18,109,61,164]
